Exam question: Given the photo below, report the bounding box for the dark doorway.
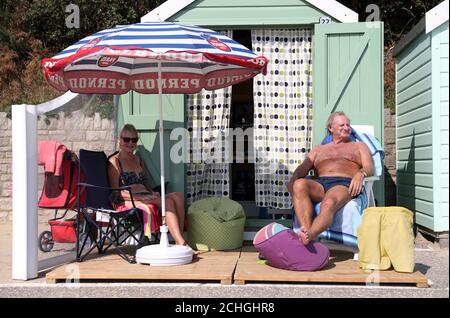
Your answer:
[230,30,255,202]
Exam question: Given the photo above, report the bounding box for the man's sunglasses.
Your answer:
[121,136,139,143]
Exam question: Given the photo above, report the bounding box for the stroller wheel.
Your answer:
[39,231,54,252]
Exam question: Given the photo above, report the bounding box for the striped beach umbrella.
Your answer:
[41,21,268,266]
[42,22,268,94]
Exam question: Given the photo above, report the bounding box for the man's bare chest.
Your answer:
[315,143,361,164]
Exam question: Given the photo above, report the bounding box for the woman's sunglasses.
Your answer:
[121,136,139,143]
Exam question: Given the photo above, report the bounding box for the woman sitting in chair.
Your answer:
[108,123,189,248]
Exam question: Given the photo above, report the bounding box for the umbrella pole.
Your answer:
[157,60,169,247]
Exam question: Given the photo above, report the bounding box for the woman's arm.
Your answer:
[108,156,120,188]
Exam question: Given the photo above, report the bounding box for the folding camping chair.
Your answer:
[75,149,147,263]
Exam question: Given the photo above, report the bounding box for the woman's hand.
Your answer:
[121,190,132,200]
[349,171,364,197]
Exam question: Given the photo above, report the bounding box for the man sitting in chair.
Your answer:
[287,111,374,245]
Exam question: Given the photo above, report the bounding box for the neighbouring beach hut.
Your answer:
[118,0,385,224]
[393,0,449,238]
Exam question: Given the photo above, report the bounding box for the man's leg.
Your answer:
[301,185,352,244]
[292,179,324,238]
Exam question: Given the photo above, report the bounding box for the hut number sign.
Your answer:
[319,16,331,24]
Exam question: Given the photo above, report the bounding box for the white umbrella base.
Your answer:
[136,244,193,266]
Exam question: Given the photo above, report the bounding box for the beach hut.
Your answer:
[10,0,386,280]
[118,0,385,224]
[393,0,449,238]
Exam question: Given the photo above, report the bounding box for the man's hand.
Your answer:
[349,171,364,197]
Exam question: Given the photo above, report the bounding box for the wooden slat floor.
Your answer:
[234,247,428,288]
[46,246,428,287]
[46,248,241,285]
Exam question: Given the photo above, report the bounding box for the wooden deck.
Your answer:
[46,249,241,285]
[234,248,428,288]
[46,247,428,287]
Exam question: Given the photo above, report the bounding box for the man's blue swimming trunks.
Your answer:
[315,176,352,193]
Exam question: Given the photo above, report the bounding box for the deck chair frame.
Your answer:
[75,149,148,263]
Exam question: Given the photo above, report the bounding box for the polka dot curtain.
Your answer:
[186,30,233,205]
[252,29,313,209]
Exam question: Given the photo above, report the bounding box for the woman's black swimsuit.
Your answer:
[117,158,148,187]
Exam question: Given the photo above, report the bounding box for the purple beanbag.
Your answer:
[253,223,329,271]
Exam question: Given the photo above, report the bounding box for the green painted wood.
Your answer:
[440,174,449,188]
[395,26,435,228]
[414,212,435,230]
[118,92,185,194]
[442,100,449,115]
[397,76,432,105]
[397,160,433,174]
[396,32,431,70]
[396,132,433,150]
[431,21,449,231]
[435,214,449,232]
[397,196,434,214]
[397,61,432,92]
[442,133,449,161]
[397,48,431,81]
[441,184,449,196]
[441,116,449,130]
[194,0,310,6]
[397,118,432,138]
[313,22,384,205]
[397,185,434,202]
[397,104,433,127]
[440,58,449,73]
[313,22,384,144]
[397,91,432,116]
[441,134,449,155]
[397,147,433,161]
[397,104,432,129]
[441,159,449,173]
[168,0,332,26]
[396,172,433,188]
[440,145,449,158]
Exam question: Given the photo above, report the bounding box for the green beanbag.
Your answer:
[187,198,246,251]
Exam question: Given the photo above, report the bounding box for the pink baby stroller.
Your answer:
[37,141,86,252]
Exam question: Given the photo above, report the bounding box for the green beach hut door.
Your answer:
[119,92,185,194]
[313,22,384,143]
[313,21,384,204]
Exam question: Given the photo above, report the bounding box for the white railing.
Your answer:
[12,92,79,280]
